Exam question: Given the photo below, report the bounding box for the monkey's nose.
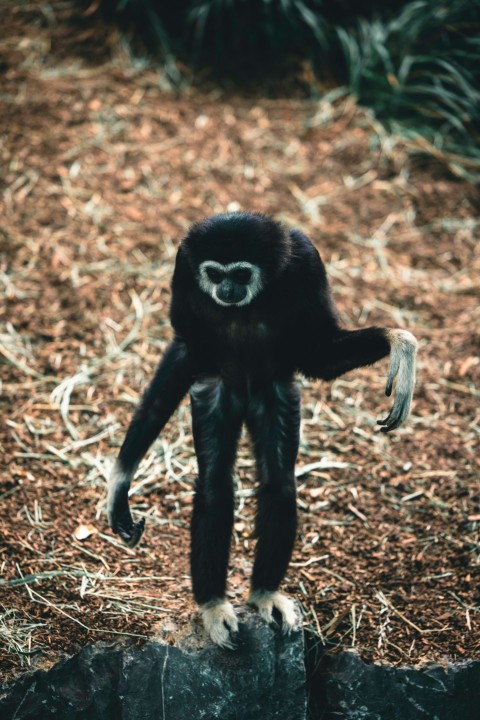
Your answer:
[220,281,235,301]
[217,280,246,305]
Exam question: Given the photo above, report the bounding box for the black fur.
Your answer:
[110,212,408,619]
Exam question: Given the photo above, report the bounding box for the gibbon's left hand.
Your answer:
[378,329,418,433]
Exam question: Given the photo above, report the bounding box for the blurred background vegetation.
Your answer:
[99,0,480,181]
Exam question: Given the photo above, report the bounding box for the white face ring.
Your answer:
[198,261,264,307]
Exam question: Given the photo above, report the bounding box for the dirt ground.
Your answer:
[1,1,479,681]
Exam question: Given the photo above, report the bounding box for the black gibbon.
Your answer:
[107,212,417,648]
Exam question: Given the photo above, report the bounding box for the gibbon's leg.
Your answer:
[108,339,194,547]
[316,327,418,433]
[245,380,301,633]
[190,378,245,649]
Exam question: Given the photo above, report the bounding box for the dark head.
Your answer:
[181,212,291,307]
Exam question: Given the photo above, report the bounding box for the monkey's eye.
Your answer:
[230,268,252,284]
[206,267,224,284]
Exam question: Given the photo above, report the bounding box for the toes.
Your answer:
[257,605,275,625]
[200,600,239,650]
[248,590,300,634]
[277,596,299,634]
[273,594,299,634]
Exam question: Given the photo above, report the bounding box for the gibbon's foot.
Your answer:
[378,329,418,433]
[248,590,300,635]
[200,599,239,650]
[111,513,145,548]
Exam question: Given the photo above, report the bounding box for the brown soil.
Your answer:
[1,1,479,681]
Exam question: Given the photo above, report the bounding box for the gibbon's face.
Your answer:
[198,260,264,307]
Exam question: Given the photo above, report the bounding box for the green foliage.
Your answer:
[102,0,480,178]
[335,0,480,177]
[105,0,330,76]
[186,0,329,74]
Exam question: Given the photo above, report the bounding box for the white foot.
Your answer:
[248,590,300,634]
[200,599,239,649]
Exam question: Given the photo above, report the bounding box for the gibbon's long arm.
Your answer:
[303,326,418,433]
[108,338,195,546]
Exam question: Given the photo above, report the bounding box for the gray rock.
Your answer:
[3,617,480,720]
[0,610,307,720]
[308,645,480,720]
